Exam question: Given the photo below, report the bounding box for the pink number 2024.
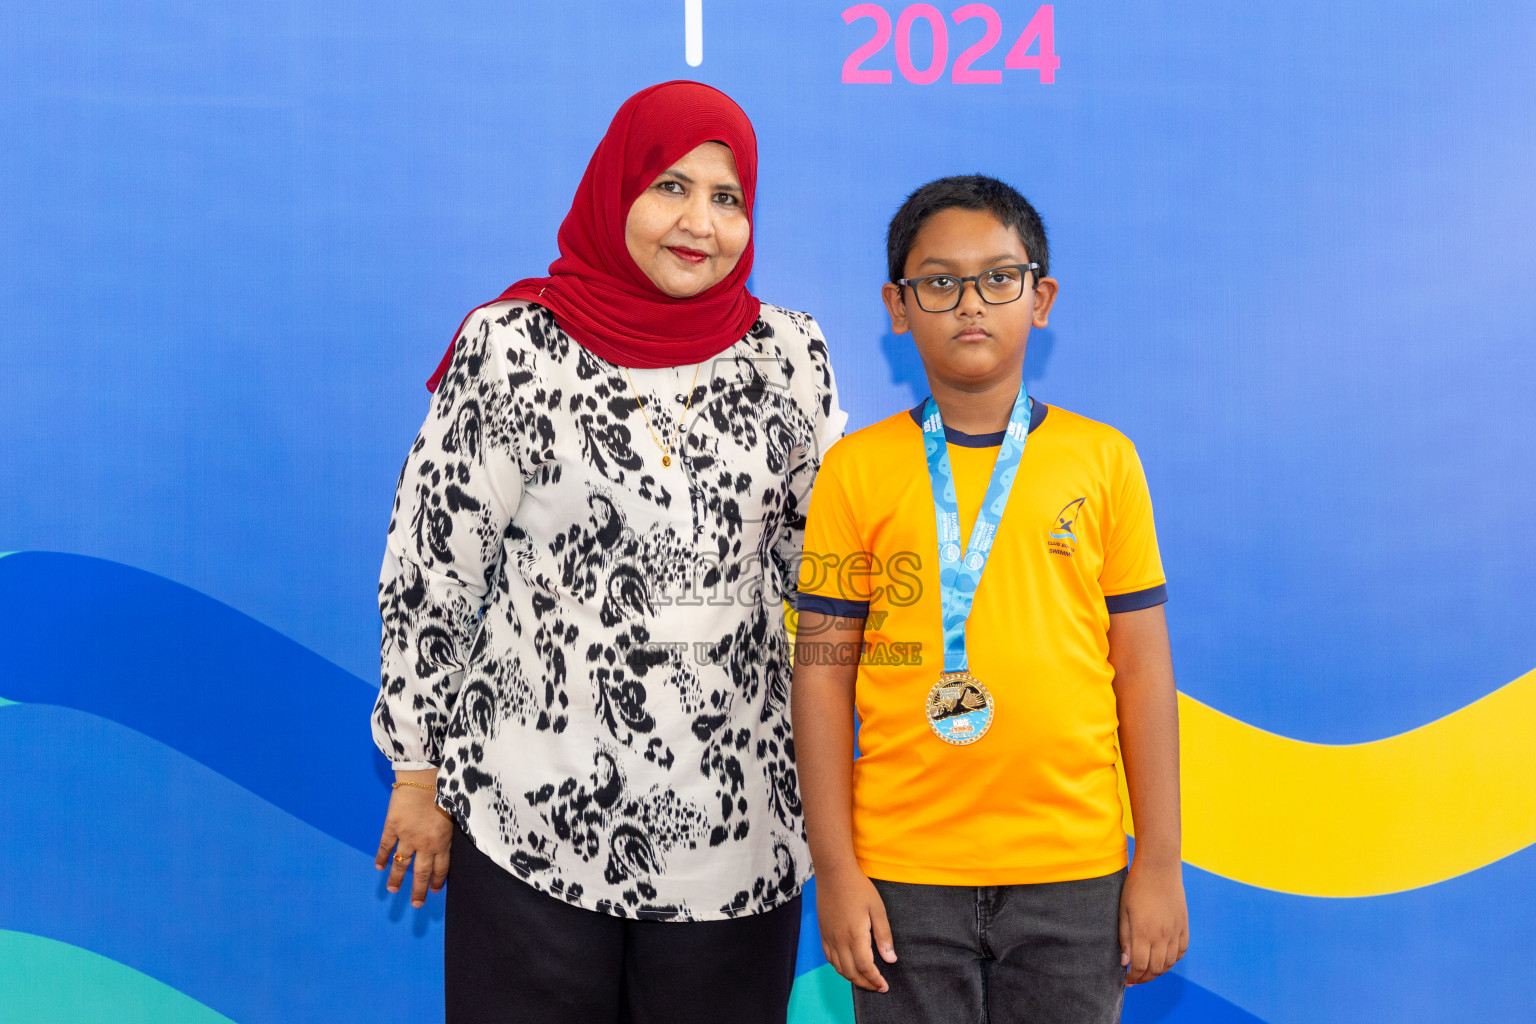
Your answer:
[842,3,1058,85]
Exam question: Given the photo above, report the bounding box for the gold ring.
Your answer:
[393,853,411,866]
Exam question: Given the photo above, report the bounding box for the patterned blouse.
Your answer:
[372,300,845,921]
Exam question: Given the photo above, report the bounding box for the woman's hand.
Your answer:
[375,769,453,907]
[816,865,897,993]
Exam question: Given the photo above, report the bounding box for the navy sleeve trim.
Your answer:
[907,399,1049,447]
[1105,583,1168,614]
[796,593,871,619]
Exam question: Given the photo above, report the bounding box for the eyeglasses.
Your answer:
[897,263,1040,313]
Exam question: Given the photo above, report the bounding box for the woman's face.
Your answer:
[625,142,750,298]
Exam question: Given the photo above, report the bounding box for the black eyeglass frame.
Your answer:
[897,262,1042,313]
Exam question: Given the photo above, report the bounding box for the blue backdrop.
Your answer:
[3,2,1533,1022]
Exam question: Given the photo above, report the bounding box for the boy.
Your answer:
[792,176,1187,1024]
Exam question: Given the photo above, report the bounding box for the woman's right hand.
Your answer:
[375,769,453,907]
[816,864,897,993]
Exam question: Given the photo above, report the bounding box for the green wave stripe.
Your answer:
[0,930,237,1024]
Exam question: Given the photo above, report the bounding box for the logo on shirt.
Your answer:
[1047,497,1086,557]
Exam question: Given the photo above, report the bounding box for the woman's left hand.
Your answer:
[375,769,454,907]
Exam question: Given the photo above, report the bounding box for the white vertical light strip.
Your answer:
[685,0,703,66]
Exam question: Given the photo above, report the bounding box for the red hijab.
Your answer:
[426,81,761,391]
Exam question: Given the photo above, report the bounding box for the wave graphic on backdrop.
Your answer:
[0,929,235,1024]
[7,550,1525,1022]
[0,701,444,1024]
[785,558,1536,896]
[0,552,387,857]
[1135,678,1536,896]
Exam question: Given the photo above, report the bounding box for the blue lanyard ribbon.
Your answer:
[921,386,1032,674]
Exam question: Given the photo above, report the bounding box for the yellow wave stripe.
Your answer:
[1120,667,1536,897]
[785,607,1533,896]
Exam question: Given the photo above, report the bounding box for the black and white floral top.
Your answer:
[372,300,845,921]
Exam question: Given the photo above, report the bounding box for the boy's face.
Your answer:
[882,208,1058,391]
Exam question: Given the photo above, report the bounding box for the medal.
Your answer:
[925,671,995,745]
[920,384,1032,746]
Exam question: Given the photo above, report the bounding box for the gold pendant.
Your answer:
[662,454,672,467]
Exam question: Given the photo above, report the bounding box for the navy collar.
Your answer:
[907,398,1049,448]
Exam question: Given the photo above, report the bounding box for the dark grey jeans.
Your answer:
[852,870,1126,1024]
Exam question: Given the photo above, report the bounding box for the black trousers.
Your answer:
[445,827,802,1024]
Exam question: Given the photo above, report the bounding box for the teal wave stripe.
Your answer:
[0,930,236,1024]
[788,964,854,1024]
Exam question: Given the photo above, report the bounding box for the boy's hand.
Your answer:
[1118,858,1189,985]
[817,865,897,993]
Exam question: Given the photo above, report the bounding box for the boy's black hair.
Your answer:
[886,175,1049,285]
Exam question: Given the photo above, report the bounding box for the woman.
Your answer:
[370,81,845,1023]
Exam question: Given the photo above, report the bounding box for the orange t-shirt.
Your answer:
[797,401,1167,885]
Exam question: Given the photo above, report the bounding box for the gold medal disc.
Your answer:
[925,671,994,745]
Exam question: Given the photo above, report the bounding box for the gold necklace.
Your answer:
[623,362,702,468]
